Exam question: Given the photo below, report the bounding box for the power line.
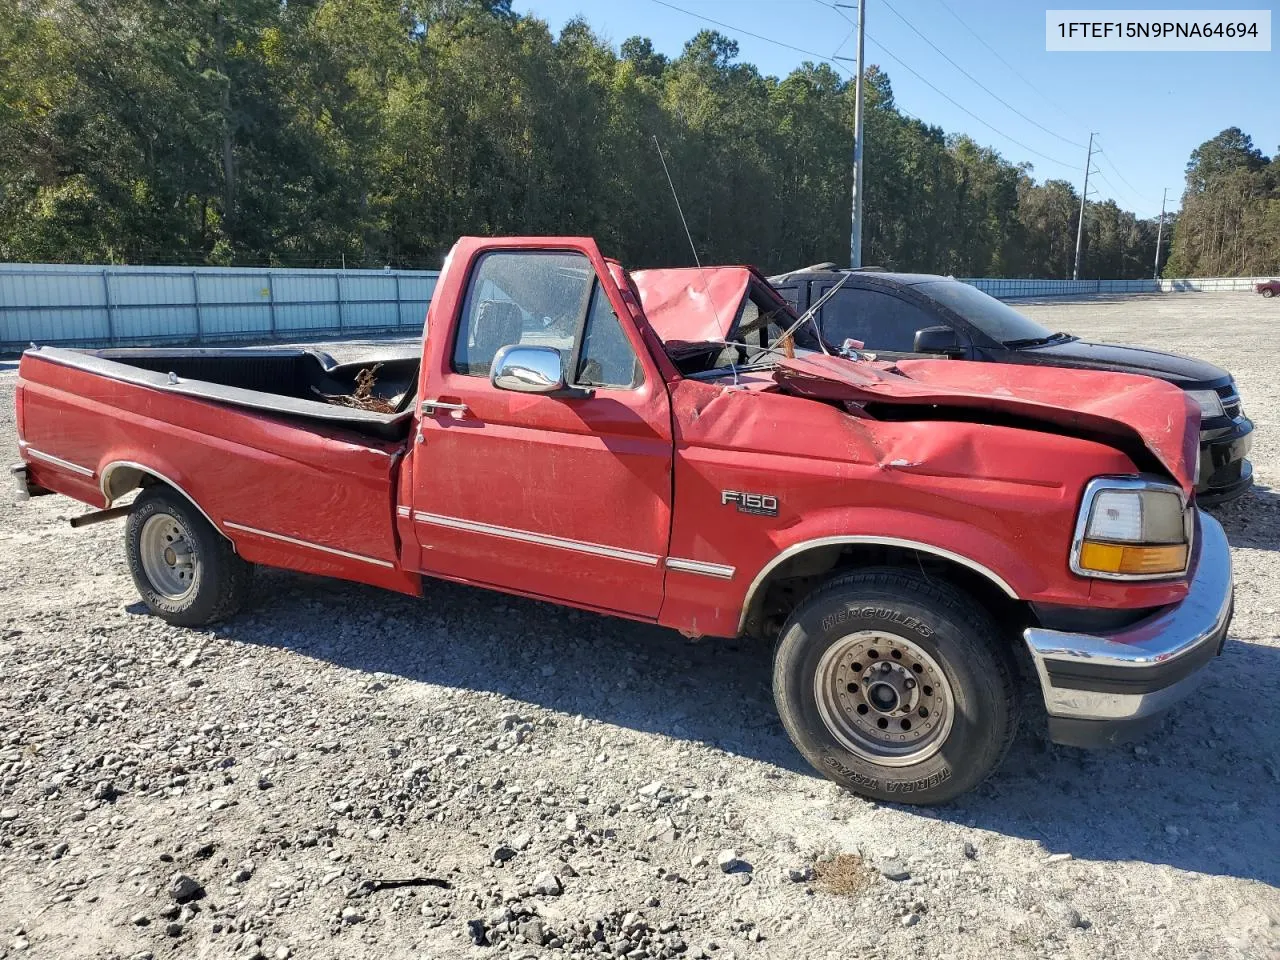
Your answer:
[877,0,1085,149]
[1091,170,1132,205]
[929,0,1085,129]
[1089,163,1151,214]
[648,0,850,64]
[876,0,1155,212]
[917,1,1154,213]
[646,0,926,122]
[813,0,1078,170]
[651,0,1077,171]
[862,41,1081,168]
[1094,144,1157,205]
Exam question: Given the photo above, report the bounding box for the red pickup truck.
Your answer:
[11,237,1233,804]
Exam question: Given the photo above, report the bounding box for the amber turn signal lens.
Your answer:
[1078,541,1188,575]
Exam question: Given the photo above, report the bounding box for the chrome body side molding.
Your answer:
[18,440,96,478]
[223,520,396,569]
[412,511,661,566]
[665,557,736,579]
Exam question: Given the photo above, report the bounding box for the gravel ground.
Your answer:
[1,292,1278,960]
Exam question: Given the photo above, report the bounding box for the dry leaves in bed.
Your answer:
[314,363,397,414]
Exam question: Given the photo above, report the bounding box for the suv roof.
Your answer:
[768,264,954,286]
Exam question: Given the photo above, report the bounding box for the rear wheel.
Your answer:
[126,486,251,626]
[773,568,1019,804]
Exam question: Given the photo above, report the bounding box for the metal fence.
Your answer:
[963,276,1273,298]
[0,263,439,352]
[2,262,1274,353]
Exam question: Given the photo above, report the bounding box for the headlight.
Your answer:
[1186,389,1224,419]
[1071,478,1190,579]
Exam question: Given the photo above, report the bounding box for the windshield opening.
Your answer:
[915,280,1060,345]
[669,283,823,379]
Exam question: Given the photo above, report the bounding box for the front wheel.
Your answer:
[773,568,1019,804]
[126,486,252,626]
[1263,288,1275,298]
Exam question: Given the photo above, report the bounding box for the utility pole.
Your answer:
[834,2,865,267]
[848,0,866,268]
[1153,187,1168,280]
[1072,132,1094,280]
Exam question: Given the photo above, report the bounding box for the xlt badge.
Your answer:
[722,490,779,517]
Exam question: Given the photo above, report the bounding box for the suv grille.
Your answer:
[1216,383,1242,420]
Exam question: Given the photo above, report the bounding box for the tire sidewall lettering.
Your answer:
[821,606,934,638]
[774,572,1015,805]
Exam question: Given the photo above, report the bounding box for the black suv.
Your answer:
[770,265,1254,503]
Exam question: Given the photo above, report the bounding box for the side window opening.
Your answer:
[576,285,642,389]
[736,288,796,349]
[452,250,641,390]
[739,285,815,355]
[452,251,591,378]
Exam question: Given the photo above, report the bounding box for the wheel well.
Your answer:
[743,542,1031,642]
[100,462,227,545]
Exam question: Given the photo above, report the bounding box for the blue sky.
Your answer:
[511,0,1279,219]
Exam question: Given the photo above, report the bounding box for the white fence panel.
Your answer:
[963,276,1273,297]
[3,263,1273,352]
[0,263,441,351]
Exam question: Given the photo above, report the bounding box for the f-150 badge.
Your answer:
[722,490,779,517]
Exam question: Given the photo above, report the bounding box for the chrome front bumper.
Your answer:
[1022,511,1233,746]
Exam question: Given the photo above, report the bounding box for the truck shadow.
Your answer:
[227,566,1280,889]
[938,630,1280,888]
[1207,482,1280,552]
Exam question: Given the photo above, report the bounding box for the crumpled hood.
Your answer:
[773,354,1201,493]
[631,266,754,343]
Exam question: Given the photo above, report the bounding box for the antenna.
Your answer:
[652,136,725,337]
[650,135,829,360]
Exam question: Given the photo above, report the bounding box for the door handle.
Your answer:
[420,399,469,417]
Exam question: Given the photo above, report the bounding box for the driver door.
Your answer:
[410,246,673,618]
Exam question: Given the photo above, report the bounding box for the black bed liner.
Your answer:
[25,345,419,442]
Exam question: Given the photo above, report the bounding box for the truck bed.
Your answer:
[15,346,421,596]
[33,344,420,442]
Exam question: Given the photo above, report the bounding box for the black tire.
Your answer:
[1263,289,1275,298]
[125,486,252,626]
[773,568,1019,805]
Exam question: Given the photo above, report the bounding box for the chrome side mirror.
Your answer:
[490,344,566,394]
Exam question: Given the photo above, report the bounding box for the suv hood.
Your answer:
[1017,338,1230,389]
[773,354,1200,493]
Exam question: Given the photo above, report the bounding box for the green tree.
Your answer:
[5,0,1256,279]
[1167,128,1278,276]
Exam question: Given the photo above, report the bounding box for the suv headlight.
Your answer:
[1071,478,1191,579]
[1186,389,1224,419]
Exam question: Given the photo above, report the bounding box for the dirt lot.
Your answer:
[1,292,1278,960]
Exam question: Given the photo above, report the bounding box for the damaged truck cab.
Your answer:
[13,237,1233,804]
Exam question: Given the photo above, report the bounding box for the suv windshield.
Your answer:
[914,280,1060,345]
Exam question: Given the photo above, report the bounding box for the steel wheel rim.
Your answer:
[139,512,199,601]
[814,630,955,766]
